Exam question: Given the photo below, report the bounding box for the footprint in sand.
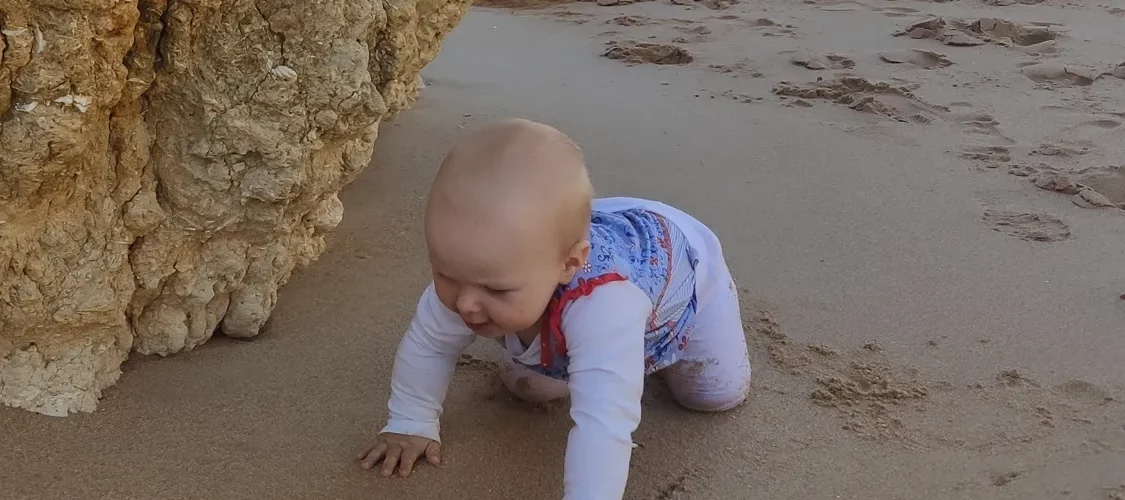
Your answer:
[787,50,856,70]
[755,19,800,38]
[608,15,649,27]
[763,29,799,38]
[602,41,693,65]
[1019,62,1102,87]
[1040,104,1079,114]
[748,306,1123,452]
[877,6,921,18]
[1103,485,1125,500]
[1013,40,1058,55]
[991,470,1023,487]
[1079,119,1123,130]
[1038,104,1122,119]
[1110,62,1125,80]
[1033,140,1092,157]
[973,18,1062,46]
[951,111,1017,144]
[670,0,736,11]
[1055,379,1115,403]
[929,101,1020,148]
[896,17,986,46]
[981,210,1071,242]
[709,59,764,78]
[774,79,1019,145]
[671,25,712,44]
[810,0,869,12]
[817,5,860,12]
[928,370,1124,460]
[1043,118,1121,152]
[746,309,929,439]
[811,0,917,16]
[895,17,1060,48]
[960,145,1012,165]
[773,77,943,124]
[1009,164,1125,210]
[744,17,777,27]
[544,10,595,25]
[719,89,762,104]
[880,49,953,69]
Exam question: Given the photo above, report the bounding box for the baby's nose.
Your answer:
[455,293,483,317]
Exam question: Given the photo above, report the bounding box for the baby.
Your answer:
[356,118,752,499]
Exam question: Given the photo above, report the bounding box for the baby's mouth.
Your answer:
[465,320,490,332]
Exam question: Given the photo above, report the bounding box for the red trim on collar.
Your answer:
[540,272,628,368]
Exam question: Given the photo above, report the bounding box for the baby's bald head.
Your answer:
[424,118,595,337]
[426,118,594,256]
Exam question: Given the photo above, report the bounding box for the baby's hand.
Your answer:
[356,432,441,478]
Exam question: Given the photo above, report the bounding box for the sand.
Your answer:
[3,1,1125,499]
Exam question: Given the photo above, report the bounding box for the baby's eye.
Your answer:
[485,287,512,296]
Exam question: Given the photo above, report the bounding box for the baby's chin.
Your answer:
[472,329,507,339]
[467,320,534,339]
[465,322,507,338]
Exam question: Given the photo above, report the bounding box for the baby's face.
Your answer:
[427,215,580,338]
[422,117,592,338]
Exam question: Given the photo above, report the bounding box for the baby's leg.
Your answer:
[661,275,751,412]
[498,352,570,403]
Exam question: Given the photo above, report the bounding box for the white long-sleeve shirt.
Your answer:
[380,197,727,500]
[381,280,651,499]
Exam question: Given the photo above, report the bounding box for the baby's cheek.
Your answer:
[486,301,524,328]
[433,283,459,311]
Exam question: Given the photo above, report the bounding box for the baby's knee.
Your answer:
[665,360,751,413]
[673,381,750,413]
[498,354,569,404]
[676,387,749,413]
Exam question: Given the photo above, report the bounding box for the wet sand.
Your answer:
[3,2,1125,499]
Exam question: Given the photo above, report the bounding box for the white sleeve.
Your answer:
[379,283,476,442]
[560,281,652,500]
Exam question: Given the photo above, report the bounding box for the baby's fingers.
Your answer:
[355,439,381,461]
[397,447,422,478]
[359,441,388,470]
[380,446,403,477]
[424,442,442,467]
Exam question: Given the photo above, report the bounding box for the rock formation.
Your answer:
[0,0,470,416]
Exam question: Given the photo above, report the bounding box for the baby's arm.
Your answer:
[561,281,652,500]
[380,282,476,441]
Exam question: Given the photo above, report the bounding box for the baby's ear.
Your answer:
[572,239,591,267]
[560,239,591,282]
